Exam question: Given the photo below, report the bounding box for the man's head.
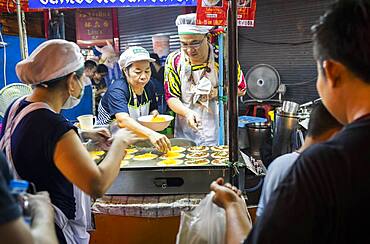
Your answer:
[312,0,370,124]
[176,13,213,63]
[93,64,108,82]
[306,102,342,142]
[84,60,97,79]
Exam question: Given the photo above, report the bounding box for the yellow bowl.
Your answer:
[138,115,174,131]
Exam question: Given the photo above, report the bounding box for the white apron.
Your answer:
[0,96,91,244]
[175,45,219,146]
[127,85,150,120]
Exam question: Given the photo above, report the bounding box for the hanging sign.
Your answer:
[196,0,256,27]
[29,0,197,9]
[76,9,113,47]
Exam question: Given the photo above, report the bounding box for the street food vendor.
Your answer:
[0,40,139,244]
[97,46,171,152]
[164,13,247,146]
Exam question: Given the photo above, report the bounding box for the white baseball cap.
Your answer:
[119,46,155,69]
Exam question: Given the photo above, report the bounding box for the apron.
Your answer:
[127,85,150,120]
[175,45,219,146]
[96,83,151,125]
[0,97,91,244]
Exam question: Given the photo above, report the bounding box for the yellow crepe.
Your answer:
[184,158,210,166]
[170,146,186,153]
[157,159,183,166]
[120,160,130,168]
[160,151,185,159]
[133,153,158,161]
[124,154,134,160]
[125,148,138,154]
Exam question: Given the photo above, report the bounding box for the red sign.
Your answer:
[76,9,113,48]
[196,0,257,27]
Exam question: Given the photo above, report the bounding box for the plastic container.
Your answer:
[9,179,31,225]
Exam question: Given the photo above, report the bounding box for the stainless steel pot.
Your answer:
[272,107,299,158]
[247,122,271,159]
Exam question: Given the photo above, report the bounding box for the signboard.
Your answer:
[196,0,256,27]
[29,0,197,9]
[76,9,113,47]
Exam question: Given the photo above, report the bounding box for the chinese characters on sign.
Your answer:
[29,0,197,9]
[76,9,113,47]
[196,0,257,27]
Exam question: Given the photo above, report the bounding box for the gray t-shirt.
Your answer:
[256,152,300,217]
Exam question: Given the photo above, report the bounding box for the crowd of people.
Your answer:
[0,0,369,243]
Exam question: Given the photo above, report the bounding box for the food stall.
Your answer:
[23,0,259,243]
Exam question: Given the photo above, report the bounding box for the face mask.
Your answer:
[62,78,84,110]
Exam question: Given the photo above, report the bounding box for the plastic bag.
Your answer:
[176,192,226,244]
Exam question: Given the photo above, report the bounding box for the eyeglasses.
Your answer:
[180,38,206,50]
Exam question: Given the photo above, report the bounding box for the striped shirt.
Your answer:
[164,44,247,101]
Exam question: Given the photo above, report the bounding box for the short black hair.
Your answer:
[312,0,370,83]
[307,102,342,138]
[96,64,108,74]
[84,60,97,70]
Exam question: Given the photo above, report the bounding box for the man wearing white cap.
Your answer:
[97,46,171,152]
[165,13,247,146]
[0,39,139,244]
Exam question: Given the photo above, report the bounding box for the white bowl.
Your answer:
[138,115,174,131]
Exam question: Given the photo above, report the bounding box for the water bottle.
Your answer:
[9,179,31,225]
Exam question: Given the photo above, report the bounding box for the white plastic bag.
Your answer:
[176,192,226,244]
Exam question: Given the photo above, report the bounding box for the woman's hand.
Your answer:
[148,131,171,153]
[113,128,142,146]
[81,128,112,150]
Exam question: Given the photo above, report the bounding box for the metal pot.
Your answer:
[247,122,271,159]
[272,107,299,158]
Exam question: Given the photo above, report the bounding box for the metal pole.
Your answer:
[16,0,27,59]
[21,11,28,57]
[227,0,239,186]
[218,32,225,146]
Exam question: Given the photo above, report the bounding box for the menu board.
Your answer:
[196,0,257,27]
[76,9,113,48]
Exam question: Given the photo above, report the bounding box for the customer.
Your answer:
[257,102,342,217]
[212,1,370,243]
[150,53,167,114]
[83,60,97,80]
[97,46,171,152]
[1,39,139,244]
[0,153,58,244]
[92,64,108,112]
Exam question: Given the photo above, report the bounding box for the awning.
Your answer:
[0,0,41,12]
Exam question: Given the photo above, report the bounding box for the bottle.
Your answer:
[9,179,31,225]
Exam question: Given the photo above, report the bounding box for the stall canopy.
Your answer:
[0,0,39,12]
[28,0,196,9]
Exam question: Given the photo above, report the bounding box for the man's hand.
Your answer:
[210,87,218,100]
[185,110,201,131]
[210,178,246,210]
[148,132,171,153]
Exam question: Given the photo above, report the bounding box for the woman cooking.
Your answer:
[164,13,247,146]
[97,46,171,153]
[0,40,139,244]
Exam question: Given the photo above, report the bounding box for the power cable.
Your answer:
[240,34,312,46]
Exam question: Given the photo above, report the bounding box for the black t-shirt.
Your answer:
[246,117,370,244]
[0,153,21,225]
[1,100,77,220]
